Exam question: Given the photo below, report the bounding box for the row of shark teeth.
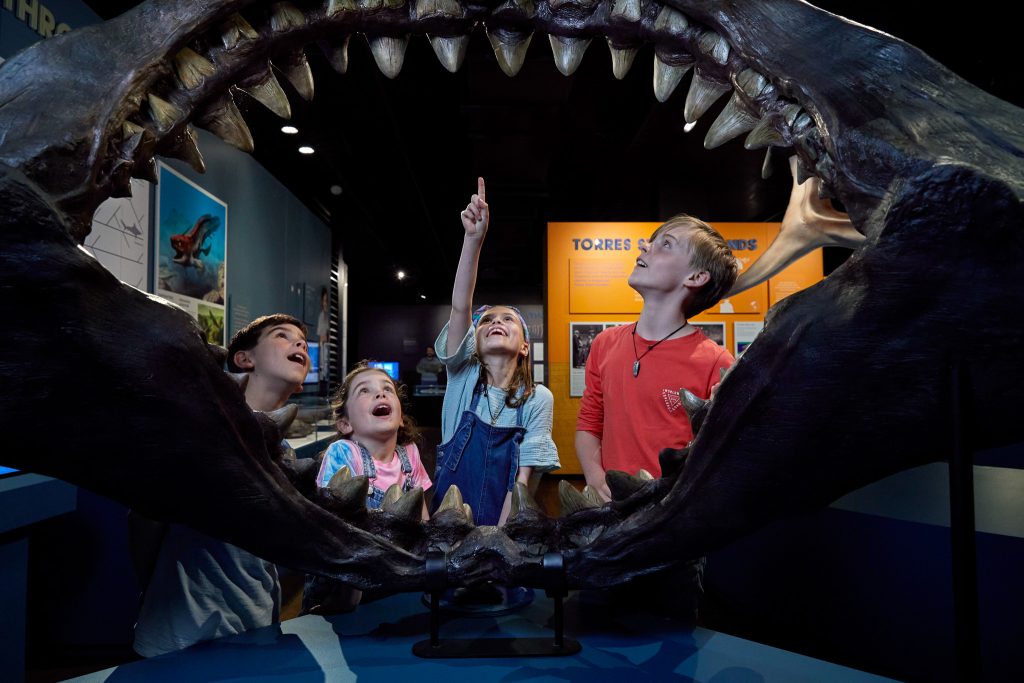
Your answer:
[109,0,831,200]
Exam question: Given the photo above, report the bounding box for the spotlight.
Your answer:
[396,270,406,281]
[298,146,314,155]
[329,185,343,196]
[281,125,298,134]
[419,294,426,300]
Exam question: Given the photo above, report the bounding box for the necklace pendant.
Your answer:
[632,360,640,377]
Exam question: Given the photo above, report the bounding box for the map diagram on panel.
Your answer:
[85,179,151,288]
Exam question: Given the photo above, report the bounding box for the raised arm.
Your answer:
[448,177,489,357]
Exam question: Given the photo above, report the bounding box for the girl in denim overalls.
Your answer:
[303,363,433,614]
[431,178,560,528]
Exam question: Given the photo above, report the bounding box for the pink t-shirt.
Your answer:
[316,439,433,494]
[576,323,733,476]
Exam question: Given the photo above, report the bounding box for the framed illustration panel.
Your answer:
[154,163,228,345]
[569,321,628,397]
[693,322,726,347]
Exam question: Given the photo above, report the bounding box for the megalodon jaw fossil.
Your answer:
[0,0,1022,593]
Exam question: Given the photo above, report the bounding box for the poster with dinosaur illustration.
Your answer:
[154,162,228,345]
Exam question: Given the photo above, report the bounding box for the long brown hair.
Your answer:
[331,361,421,445]
[473,306,534,408]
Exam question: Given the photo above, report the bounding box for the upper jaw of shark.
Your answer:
[3,0,1021,244]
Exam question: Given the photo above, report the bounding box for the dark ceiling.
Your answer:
[85,2,1022,306]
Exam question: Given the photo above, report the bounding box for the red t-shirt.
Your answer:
[576,323,733,476]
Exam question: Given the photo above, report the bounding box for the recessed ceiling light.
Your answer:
[329,185,343,195]
[396,270,406,281]
[281,125,298,134]
[419,294,426,300]
[298,146,314,155]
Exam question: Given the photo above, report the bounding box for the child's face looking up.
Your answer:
[249,323,310,388]
[475,306,528,359]
[338,369,403,440]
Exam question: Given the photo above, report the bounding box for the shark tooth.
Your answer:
[549,35,590,77]
[705,91,759,149]
[428,35,469,73]
[318,38,350,75]
[581,485,604,507]
[610,0,641,22]
[697,29,730,65]
[120,121,156,158]
[745,114,786,150]
[607,41,638,80]
[781,103,803,127]
[508,482,543,522]
[146,93,181,132]
[270,2,305,32]
[154,123,205,173]
[326,0,358,17]
[197,94,254,153]
[435,484,465,515]
[761,146,775,180]
[678,387,709,434]
[558,479,598,515]
[654,5,689,35]
[221,14,258,50]
[653,54,692,102]
[330,465,352,483]
[736,67,771,99]
[174,47,216,90]
[462,503,473,524]
[792,111,814,134]
[414,0,464,19]
[328,472,370,513]
[366,35,409,79]
[382,486,424,520]
[238,68,291,120]
[683,70,731,124]
[381,483,402,509]
[131,157,158,183]
[606,469,650,500]
[487,29,532,77]
[226,371,250,391]
[265,403,299,433]
[493,0,536,19]
[276,49,314,101]
[636,469,654,481]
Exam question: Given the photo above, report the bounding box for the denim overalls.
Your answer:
[359,442,416,509]
[431,384,524,526]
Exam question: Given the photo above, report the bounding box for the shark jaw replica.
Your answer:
[0,0,1022,594]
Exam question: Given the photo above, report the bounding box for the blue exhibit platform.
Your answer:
[67,590,895,682]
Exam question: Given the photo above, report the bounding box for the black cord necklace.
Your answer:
[631,321,689,377]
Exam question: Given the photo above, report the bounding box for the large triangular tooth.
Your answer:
[366,35,409,79]
[328,473,370,512]
[558,479,598,516]
[653,55,692,102]
[436,484,465,515]
[329,464,353,483]
[487,29,532,77]
[132,157,158,183]
[653,5,689,35]
[120,121,156,159]
[762,146,775,180]
[581,485,604,507]
[636,469,654,481]
[697,29,730,65]
[462,503,473,524]
[791,111,814,135]
[678,387,708,425]
[415,0,464,19]
[147,93,181,132]
[508,482,543,522]
[745,114,785,150]
[381,483,402,509]
[197,94,254,153]
[606,469,649,500]
[265,403,299,433]
[736,68,771,99]
[221,14,258,50]
[683,70,730,124]
[270,1,306,32]
[705,91,759,149]
[383,486,424,520]
[610,0,641,22]
[428,35,469,73]
[238,68,291,120]
[174,47,216,90]
[318,38,351,75]
[277,49,314,101]
[606,41,637,80]
[154,123,205,173]
[549,35,590,77]
[326,0,359,17]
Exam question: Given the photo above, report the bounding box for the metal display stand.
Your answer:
[412,550,582,658]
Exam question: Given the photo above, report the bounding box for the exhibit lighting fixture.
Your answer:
[298,146,314,155]
[420,294,426,299]
[396,270,406,280]
[281,125,298,134]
